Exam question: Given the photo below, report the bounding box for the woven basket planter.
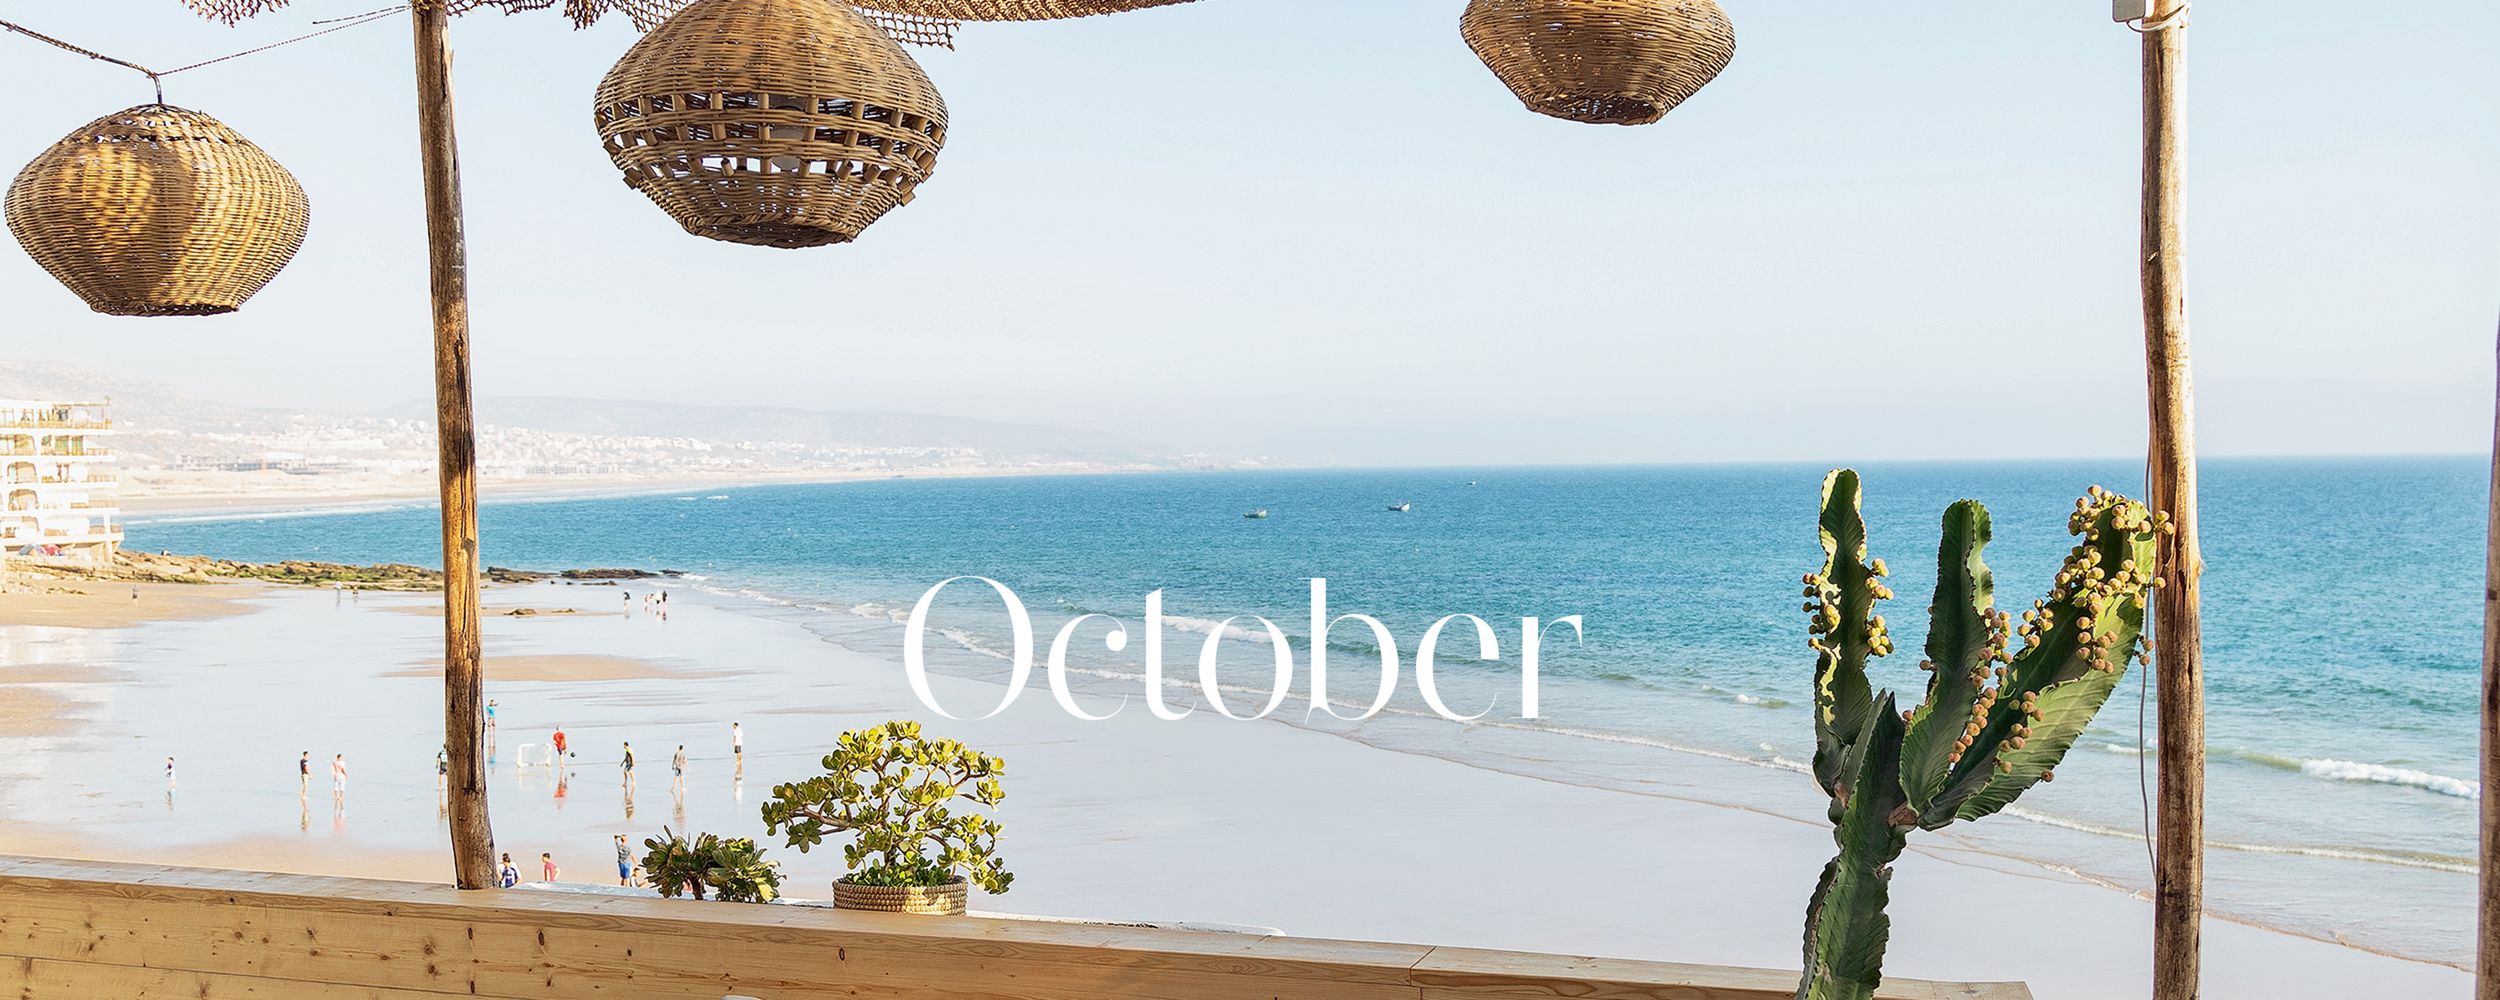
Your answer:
[5,105,310,316]
[595,0,947,249]
[1459,0,1736,126]
[833,877,967,915]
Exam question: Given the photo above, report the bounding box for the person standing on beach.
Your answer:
[435,747,449,792]
[541,852,558,882]
[621,741,636,780]
[731,722,743,761]
[498,853,519,888]
[298,751,310,792]
[165,757,175,790]
[485,699,498,742]
[330,754,348,801]
[670,745,687,792]
[552,726,569,760]
[614,834,633,886]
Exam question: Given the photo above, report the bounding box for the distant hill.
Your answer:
[0,361,292,436]
[0,361,1216,472]
[382,395,1180,466]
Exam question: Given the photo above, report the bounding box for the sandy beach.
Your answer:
[0,580,259,630]
[0,579,2470,1000]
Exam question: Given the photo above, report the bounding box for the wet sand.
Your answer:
[0,583,2470,1000]
[382,653,703,683]
[0,581,260,629]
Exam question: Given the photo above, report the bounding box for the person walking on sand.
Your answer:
[485,699,498,740]
[498,853,519,888]
[165,756,175,790]
[621,741,636,779]
[551,726,568,761]
[330,754,348,800]
[298,751,310,792]
[614,834,633,886]
[731,722,743,760]
[541,852,558,883]
[670,745,687,791]
[436,747,449,792]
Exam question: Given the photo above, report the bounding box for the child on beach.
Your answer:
[485,699,498,738]
[614,834,633,886]
[541,852,558,882]
[498,853,519,888]
[552,726,568,759]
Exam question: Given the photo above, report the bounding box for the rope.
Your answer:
[0,7,407,105]
[2127,2,2192,33]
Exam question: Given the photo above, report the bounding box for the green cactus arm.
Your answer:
[1808,469,1890,796]
[1924,493,2161,826]
[1797,692,1910,1000]
[1897,500,1998,816]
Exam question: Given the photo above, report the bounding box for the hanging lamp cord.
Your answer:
[0,6,406,105]
[2127,2,2193,33]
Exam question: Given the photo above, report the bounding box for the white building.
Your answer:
[1,400,121,566]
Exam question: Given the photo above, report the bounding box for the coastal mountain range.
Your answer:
[0,361,1232,477]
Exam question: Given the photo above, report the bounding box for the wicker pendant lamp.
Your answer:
[1460,0,1735,126]
[595,0,948,248]
[5,104,311,316]
[855,0,1191,20]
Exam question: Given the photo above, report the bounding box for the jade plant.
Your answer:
[759,720,1013,894]
[641,827,782,903]
[1798,470,2166,1000]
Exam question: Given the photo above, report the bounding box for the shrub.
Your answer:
[760,720,1013,894]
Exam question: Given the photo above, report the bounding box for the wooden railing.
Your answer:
[0,856,2026,1000]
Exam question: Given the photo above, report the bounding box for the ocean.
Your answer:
[124,457,2485,964]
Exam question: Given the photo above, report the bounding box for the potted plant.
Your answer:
[641,827,783,903]
[760,720,1012,915]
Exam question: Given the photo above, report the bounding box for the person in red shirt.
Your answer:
[551,726,569,760]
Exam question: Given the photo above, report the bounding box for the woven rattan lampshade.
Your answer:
[1460,0,1735,126]
[5,105,310,316]
[857,0,1191,20]
[595,0,947,248]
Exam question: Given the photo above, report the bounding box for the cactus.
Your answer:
[1797,470,2165,1000]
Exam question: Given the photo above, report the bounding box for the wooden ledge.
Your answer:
[0,855,2030,999]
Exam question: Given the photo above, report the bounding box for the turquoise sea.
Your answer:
[125,458,2485,963]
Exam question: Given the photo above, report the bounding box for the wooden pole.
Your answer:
[411,1,494,890]
[2139,3,2204,998]
[2479,317,2500,1000]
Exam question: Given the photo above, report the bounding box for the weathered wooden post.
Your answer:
[2479,318,2500,1000]
[2134,1,2204,997]
[409,0,494,890]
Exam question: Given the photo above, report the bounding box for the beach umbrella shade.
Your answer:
[595,0,948,248]
[1459,0,1735,126]
[5,104,310,316]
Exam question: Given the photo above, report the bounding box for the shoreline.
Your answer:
[0,580,2470,999]
[699,576,2478,976]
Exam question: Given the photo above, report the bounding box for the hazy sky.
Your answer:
[2,1,2494,466]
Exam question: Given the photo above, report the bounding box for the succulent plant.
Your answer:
[760,720,1014,895]
[1798,470,2165,1000]
[641,827,782,903]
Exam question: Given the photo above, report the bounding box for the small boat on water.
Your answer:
[1466,480,1478,487]
[1387,502,1412,512]
[1244,509,1269,519]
